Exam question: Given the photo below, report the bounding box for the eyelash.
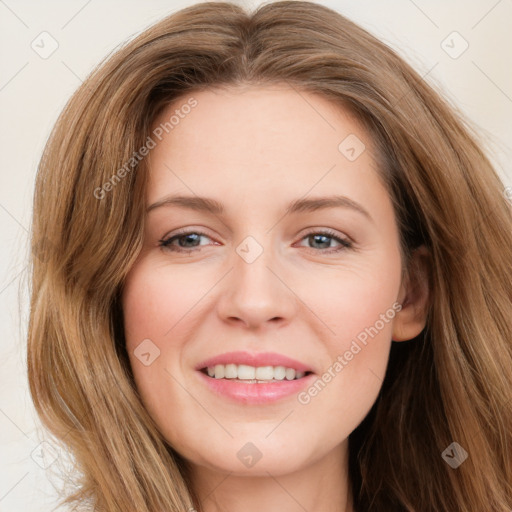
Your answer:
[158,228,353,254]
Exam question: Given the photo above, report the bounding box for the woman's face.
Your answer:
[122,84,412,477]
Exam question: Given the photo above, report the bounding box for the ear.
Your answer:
[392,245,431,342]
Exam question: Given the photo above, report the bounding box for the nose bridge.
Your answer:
[242,240,272,278]
[233,233,281,298]
[217,232,294,327]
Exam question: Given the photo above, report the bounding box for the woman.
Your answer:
[27,1,512,511]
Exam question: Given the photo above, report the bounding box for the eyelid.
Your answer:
[299,226,352,241]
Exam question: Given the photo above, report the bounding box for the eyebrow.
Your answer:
[146,194,373,222]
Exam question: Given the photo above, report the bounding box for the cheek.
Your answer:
[303,256,401,352]
[121,260,221,436]
[122,260,206,348]
[293,252,401,422]
[295,285,397,441]
[122,264,182,411]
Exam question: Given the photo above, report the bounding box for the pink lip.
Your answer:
[196,371,316,405]
[195,351,313,373]
[194,351,315,405]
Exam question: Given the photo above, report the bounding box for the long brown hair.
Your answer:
[27,1,512,510]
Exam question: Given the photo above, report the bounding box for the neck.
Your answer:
[188,441,353,512]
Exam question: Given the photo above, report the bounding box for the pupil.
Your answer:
[180,233,200,247]
[311,234,330,249]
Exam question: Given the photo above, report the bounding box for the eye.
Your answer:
[296,229,353,253]
[159,230,214,253]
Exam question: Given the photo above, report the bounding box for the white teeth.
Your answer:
[214,364,225,379]
[273,366,286,380]
[285,368,296,380]
[224,363,237,379]
[237,364,255,380]
[255,366,274,380]
[204,364,309,381]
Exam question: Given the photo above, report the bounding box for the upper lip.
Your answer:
[195,351,313,373]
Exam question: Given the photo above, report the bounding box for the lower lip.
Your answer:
[196,370,316,404]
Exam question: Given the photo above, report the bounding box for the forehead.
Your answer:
[150,84,369,161]
[146,84,386,214]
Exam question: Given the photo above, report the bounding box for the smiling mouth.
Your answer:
[200,364,313,382]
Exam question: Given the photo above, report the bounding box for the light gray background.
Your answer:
[1,0,511,510]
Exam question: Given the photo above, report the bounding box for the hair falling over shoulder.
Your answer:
[27,1,512,511]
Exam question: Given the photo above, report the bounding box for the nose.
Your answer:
[216,240,297,330]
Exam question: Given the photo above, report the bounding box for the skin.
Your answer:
[122,84,430,512]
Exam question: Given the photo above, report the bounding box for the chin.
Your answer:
[195,450,308,477]
[174,431,314,477]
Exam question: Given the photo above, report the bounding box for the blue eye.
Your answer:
[159,229,353,254]
[159,230,212,253]
[299,230,353,252]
